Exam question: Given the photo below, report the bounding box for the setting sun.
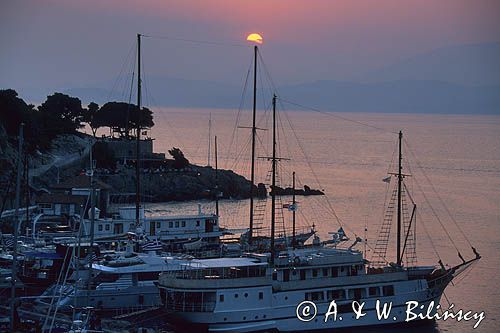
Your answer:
[246,33,263,44]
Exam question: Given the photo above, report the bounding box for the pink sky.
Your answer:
[1,0,499,93]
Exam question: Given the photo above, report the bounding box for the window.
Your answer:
[383,285,394,296]
[305,291,324,301]
[105,224,110,231]
[196,220,200,226]
[327,290,345,301]
[234,293,238,298]
[347,288,364,300]
[283,269,290,282]
[181,221,186,227]
[300,269,306,280]
[312,269,318,277]
[259,292,263,300]
[332,267,338,277]
[157,222,161,228]
[169,222,173,228]
[340,266,345,272]
[98,225,103,231]
[369,287,380,297]
[219,294,224,302]
[175,221,179,228]
[323,268,329,277]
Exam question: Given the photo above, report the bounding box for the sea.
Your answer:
[142,107,499,333]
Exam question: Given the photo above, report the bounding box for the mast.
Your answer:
[135,33,142,228]
[397,130,403,267]
[215,135,219,217]
[10,123,23,332]
[87,145,96,294]
[292,171,296,250]
[248,45,258,244]
[270,94,277,264]
[208,113,212,167]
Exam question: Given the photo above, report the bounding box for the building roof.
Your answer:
[50,175,112,190]
[36,193,87,205]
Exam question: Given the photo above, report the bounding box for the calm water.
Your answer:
[144,108,500,332]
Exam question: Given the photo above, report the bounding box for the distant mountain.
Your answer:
[279,80,500,114]
[362,42,500,86]
[62,77,499,115]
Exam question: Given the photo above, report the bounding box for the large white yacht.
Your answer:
[157,244,478,332]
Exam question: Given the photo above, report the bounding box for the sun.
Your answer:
[246,33,263,44]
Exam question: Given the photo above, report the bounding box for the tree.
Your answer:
[0,89,47,150]
[168,147,189,169]
[93,102,154,138]
[82,102,100,137]
[38,93,84,135]
[0,89,31,136]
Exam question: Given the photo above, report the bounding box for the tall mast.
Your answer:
[10,123,23,332]
[292,171,296,250]
[215,135,219,217]
[135,33,142,228]
[248,45,258,244]
[208,113,212,167]
[397,130,403,267]
[87,146,96,294]
[270,94,277,264]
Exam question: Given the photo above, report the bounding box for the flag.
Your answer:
[382,176,391,183]
[141,239,162,251]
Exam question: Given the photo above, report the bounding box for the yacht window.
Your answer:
[105,224,110,231]
[383,285,394,296]
[312,269,318,277]
[340,266,345,272]
[369,287,380,297]
[169,222,173,228]
[175,221,179,228]
[196,220,200,226]
[98,225,103,231]
[182,221,186,227]
[300,269,306,280]
[327,289,345,300]
[219,294,224,302]
[332,267,338,277]
[322,268,328,277]
[272,271,278,281]
[306,291,324,301]
[157,222,161,228]
[259,292,263,300]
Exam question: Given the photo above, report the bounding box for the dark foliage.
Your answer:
[38,92,85,136]
[93,102,154,138]
[168,147,189,169]
[82,102,100,137]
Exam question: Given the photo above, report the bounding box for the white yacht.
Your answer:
[81,206,229,251]
[157,245,478,332]
[35,250,189,315]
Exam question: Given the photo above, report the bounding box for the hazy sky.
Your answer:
[1,0,499,96]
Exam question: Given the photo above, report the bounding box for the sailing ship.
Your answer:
[156,89,481,332]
